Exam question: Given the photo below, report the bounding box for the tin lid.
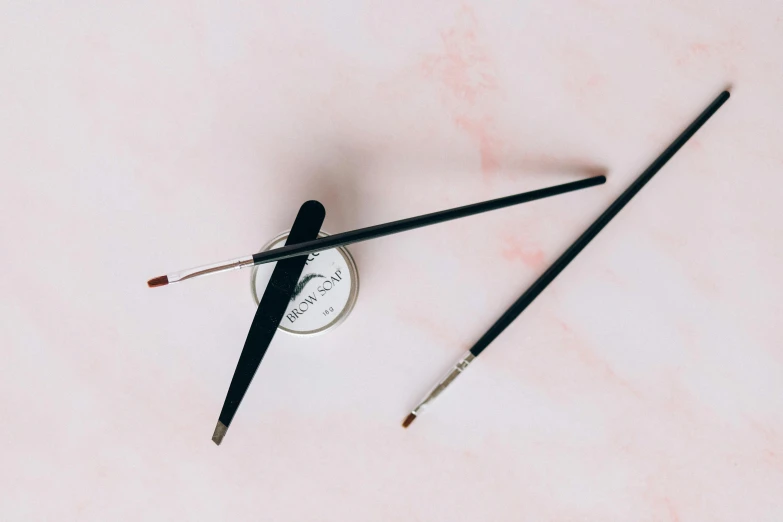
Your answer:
[250,230,359,336]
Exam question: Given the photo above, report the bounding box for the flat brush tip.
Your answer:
[147,275,168,288]
[402,413,416,428]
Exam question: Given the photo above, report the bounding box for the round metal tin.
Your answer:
[250,230,359,337]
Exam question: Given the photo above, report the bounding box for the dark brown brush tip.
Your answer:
[147,275,169,288]
[402,413,416,429]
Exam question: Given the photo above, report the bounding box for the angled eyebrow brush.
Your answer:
[147,176,606,288]
[402,90,730,428]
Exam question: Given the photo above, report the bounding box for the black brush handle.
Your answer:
[470,90,730,357]
[252,176,606,265]
[218,200,326,429]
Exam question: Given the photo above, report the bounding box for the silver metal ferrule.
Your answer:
[411,351,475,417]
[169,255,255,283]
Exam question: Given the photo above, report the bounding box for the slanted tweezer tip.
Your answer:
[212,421,228,446]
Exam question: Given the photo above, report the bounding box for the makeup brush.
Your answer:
[213,200,325,446]
[147,176,606,288]
[402,90,731,428]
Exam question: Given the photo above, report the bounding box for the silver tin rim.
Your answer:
[249,230,360,337]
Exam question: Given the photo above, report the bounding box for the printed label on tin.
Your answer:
[253,237,355,334]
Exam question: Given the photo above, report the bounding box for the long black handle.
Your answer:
[470,90,730,357]
[252,176,606,265]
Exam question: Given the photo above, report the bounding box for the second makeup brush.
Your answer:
[148,176,605,288]
[403,89,731,427]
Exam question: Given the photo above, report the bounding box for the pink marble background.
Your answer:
[2,1,782,520]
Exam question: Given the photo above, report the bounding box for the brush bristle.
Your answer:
[147,275,169,288]
[402,413,416,428]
